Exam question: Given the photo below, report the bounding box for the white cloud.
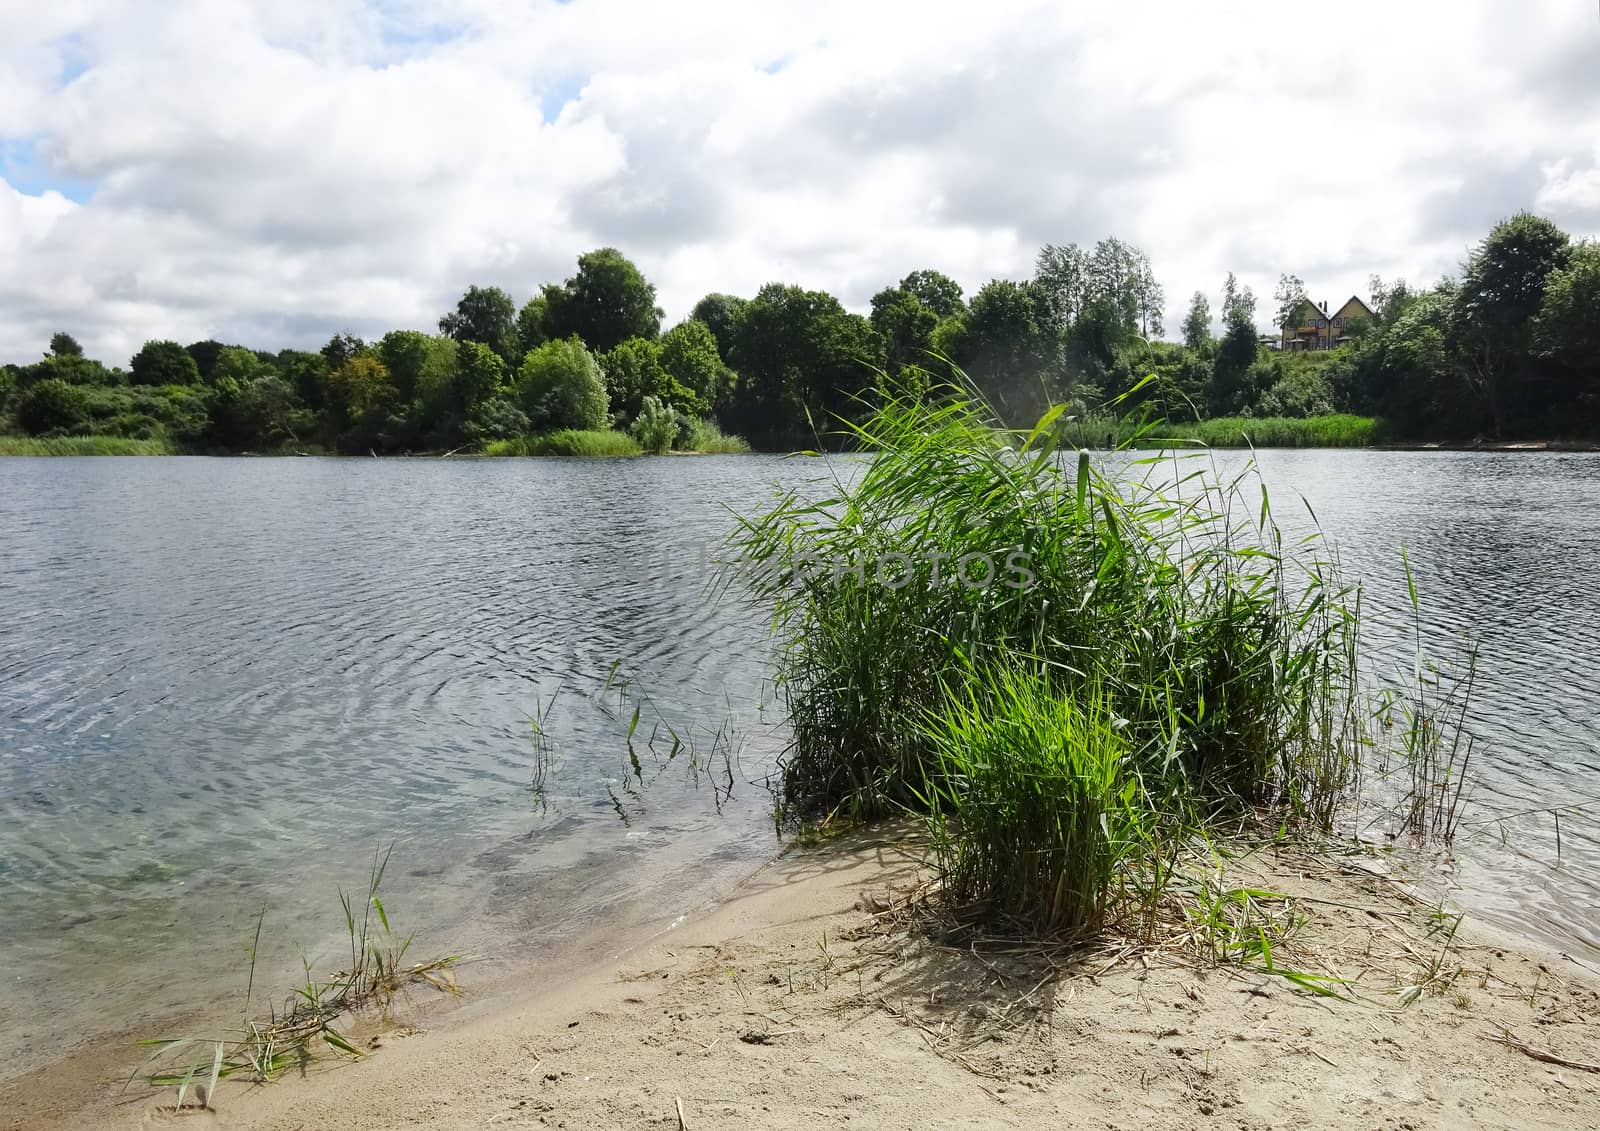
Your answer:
[1,0,1597,362]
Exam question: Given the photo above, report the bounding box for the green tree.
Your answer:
[440,285,519,363]
[517,337,610,431]
[208,373,302,450]
[729,283,881,436]
[378,330,457,406]
[16,379,93,435]
[1272,274,1308,330]
[955,279,1061,426]
[1379,291,1480,437]
[212,346,277,386]
[544,248,662,353]
[453,340,507,410]
[327,355,394,426]
[658,319,727,405]
[130,340,201,386]
[1211,273,1261,415]
[1033,243,1087,333]
[1533,241,1600,372]
[1451,212,1572,435]
[869,285,938,377]
[602,336,704,424]
[186,339,228,380]
[1182,291,1211,350]
[898,269,965,318]
[689,293,747,359]
[278,350,332,411]
[516,292,553,357]
[49,332,83,358]
[321,334,366,372]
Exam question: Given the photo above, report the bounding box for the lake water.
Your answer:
[1,451,1598,1086]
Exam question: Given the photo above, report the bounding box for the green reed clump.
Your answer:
[917,670,1153,936]
[730,381,1361,827]
[684,417,752,453]
[485,429,642,457]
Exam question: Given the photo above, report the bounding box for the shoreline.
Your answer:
[30,829,1600,1130]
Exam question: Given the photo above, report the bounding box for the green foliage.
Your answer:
[1535,241,1600,369]
[484,429,641,457]
[439,285,518,363]
[689,293,747,359]
[898,269,965,318]
[951,279,1061,426]
[16,379,94,435]
[1273,274,1308,330]
[17,352,122,388]
[658,319,727,406]
[628,394,681,454]
[870,284,938,377]
[543,248,661,352]
[462,395,529,446]
[1452,212,1572,435]
[453,341,506,408]
[1257,357,1336,418]
[725,283,881,439]
[599,336,703,423]
[49,332,83,358]
[130,340,202,387]
[1211,274,1260,415]
[1182,291,1211,350]
[517,337,610,432]
[212,346,276,385]
[516,293,552,357]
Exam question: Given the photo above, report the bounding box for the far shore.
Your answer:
[25,830,1600,1131]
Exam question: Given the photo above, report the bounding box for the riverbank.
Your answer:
[35,828,1600,1131]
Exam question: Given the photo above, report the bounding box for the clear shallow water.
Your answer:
[1,451,1598,1083]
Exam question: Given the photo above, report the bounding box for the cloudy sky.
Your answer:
[2,0,1597,363]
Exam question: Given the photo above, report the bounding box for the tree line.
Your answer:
[2,213,1596,453]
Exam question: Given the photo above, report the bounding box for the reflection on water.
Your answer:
[0,450,1597,1082]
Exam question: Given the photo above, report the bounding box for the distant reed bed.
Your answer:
[485,429,643,457]
[0,434,178,456]
[1059,413,1382,450]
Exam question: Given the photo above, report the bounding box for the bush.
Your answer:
[517,337,610,431]
[16,379,93,435]
[462,396,529,446]
[628,395,680,453]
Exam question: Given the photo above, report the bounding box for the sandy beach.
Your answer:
[18,827,1598,1131]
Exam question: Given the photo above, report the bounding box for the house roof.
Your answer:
[1331,294,1375,319]
[1282,293,1375,328]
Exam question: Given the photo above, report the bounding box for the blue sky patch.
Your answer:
[0,139,96,204]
